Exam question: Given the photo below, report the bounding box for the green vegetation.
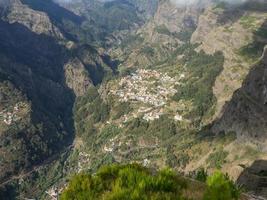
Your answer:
[140,46,155,57]
[239,25,267,61]
[155,25,195,42]
[74,87,110,141]
[207,149,229,169]
[213,2,226,10]
[154,25,172,36]
[125,116,177,140]
[120,34,144,50]
[113,102,133,120]
[239,15,257,29]
[61,164,187,200]
[203,171,241,200]
[175,26,196,42]
[91,124,121,153]
[239,42,265,61]
[195,168,208,183]
[61,164,242,200]
[172,47,224,119]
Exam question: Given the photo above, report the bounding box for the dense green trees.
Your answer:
[173,49,224,119]
[74,87,110,142]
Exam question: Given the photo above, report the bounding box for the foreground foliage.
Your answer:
[203,171,241,200]
[61,164,242,200]
[61,164,187,200]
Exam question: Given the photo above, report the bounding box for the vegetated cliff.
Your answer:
[191,2,267,121]
[0,0,115,190]
[110,0,202,69]
[1,0,267,199]
[70,1,267,187]
[213,45,267,146]
[54,0,157,46]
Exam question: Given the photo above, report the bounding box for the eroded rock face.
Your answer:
[112,0,203,69]
[212,47,267,145]
[64,58,92,96]
[191,5,267,120]
[1,0,64,39]
[237,159,267,198]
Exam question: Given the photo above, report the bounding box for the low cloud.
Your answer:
[170,0,247,7]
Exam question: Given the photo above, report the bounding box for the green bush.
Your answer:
[203,171,241,200]
[154,25,172,36]
[60,164,187,200]
[207,150,228,169]
[140,46,155,57]
[195,168,208,182]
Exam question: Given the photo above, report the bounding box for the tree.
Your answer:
[195,168,208,182]
[203,171,241,200]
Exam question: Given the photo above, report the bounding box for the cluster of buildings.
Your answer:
[143,109,163,121]
[0,103,23,125]
[77,152,90,173]
[111,69,178,108]
[46,184,67,200]
[108,69,186,122]
[103,136,122,153]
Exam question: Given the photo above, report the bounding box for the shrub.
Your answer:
[60,164,187,200]
[203,171,241,200]
[207,150,228,169]
[195,168,208,182]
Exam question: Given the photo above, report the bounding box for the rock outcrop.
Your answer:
[213,46,267,145]
[1,0,64,39]
[64,58,92,96]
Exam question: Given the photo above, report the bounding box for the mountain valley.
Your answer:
[0,0,267,199]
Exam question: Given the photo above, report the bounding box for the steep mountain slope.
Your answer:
[0,0,115,195]
[70,0,267,191]
[0,18,75,182]
[213,45,267,144]
[191,1,267,120]
[1,0,267,199]
[214,46,267,198]
[54,0,158,45]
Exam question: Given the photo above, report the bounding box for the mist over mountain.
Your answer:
[170,0,247,6]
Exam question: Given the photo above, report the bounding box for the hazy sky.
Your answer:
[170,0,247,6]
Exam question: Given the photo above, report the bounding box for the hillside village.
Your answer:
[0,102,28,126]
[109,69,185,122]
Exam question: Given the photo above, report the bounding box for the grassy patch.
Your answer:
[207,149,229,169]
[154,24,172,36]
[239,15,258,29]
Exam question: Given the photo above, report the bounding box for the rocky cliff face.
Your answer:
[110,0,202,69]
[1,0,64,39]
[191,3,267,121]
[212,46,267,146]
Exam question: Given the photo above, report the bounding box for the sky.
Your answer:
[54,0,249,6]
[0,0,249,8]
[170,0,247,6]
